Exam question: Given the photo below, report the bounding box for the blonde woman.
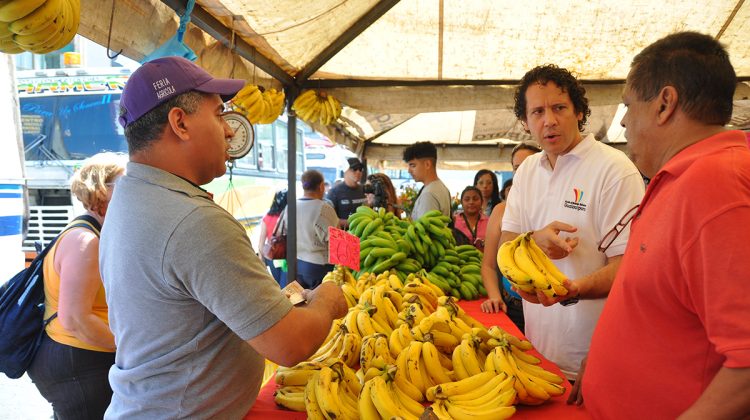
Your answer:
[28,153,125,419]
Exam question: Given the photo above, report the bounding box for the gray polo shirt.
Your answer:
[100,162,292,419]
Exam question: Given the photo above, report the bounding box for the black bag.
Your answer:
[0,215,101,379]
[262,210,287,260]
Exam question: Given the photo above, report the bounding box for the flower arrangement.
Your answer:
[397,184,419,219]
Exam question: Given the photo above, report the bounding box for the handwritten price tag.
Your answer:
[328,226,360,271]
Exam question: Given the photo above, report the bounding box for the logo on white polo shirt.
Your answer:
[564,188,587,212]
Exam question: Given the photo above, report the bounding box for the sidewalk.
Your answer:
[0,374,52,419]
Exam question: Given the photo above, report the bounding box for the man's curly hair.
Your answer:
[513,64,591,132]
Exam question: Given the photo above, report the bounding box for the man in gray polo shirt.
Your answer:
[99,56,347,419]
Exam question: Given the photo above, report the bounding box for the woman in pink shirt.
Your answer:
[452,186,489,251]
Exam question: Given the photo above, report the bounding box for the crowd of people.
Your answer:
[23,31,750,419]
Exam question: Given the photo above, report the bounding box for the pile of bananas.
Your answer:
[427,370,517,419]
[231,84,285,124]
[272,269,567,417]
[349,206,487,300]
[291,89,342,126]
[497,232,569,298]
[0,0,80,55]
[322,265,361,307]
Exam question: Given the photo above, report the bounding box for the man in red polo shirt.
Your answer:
[576,32,750,418]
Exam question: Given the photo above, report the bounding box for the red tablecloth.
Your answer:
[245,299,590,419]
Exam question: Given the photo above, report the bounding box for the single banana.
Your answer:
[405,341,426,395]
[514,355,565,384]
[458,340,484,377]
[358,379,382,420]
[510,343,541,365]
[275,367,319,386]
[356,309,378,337]
[395,349,424,402]
[451,344,470,380]
[304,372,326,420]
[444,400,516,420]
[273,387,306,412]
[421,340,453,385]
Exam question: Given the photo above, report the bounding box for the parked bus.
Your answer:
[17,67,303,252]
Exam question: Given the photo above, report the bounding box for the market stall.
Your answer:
[245,299,590,419]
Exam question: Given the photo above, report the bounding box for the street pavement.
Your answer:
[0,374,52,419]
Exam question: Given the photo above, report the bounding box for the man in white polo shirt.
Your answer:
[500,65,645,381]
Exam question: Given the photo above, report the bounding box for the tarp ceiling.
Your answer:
[79,0,750,169]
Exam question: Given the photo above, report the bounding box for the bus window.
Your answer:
[21,94,127,161]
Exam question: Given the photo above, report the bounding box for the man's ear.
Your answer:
[656,86,678,125]
[167,107,189,140]
[520,120,530,134]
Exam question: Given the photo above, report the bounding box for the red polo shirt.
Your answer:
[584,131,750,419]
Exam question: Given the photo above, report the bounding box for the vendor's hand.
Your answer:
[513,279,580,307]
[532,222,579,260]
[567,356,587,406]
[481,298,507,314]
[303,282,348,319]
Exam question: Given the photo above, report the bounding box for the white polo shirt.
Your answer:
[502,134,645,379]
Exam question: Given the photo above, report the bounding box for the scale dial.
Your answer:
[223,111,254,159]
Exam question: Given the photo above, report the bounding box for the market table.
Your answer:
[245,299,591,419]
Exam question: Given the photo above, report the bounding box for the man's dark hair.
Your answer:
[513,64,591,132]
[301,170,325,192]
[122,91,207,154]
[403,141,437,163]
[511,142,542,162]
[629,31,735,126]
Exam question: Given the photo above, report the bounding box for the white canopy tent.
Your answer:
[76,0,750,278]
[79,0,750,169]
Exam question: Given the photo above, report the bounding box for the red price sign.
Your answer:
[328,226,360,271]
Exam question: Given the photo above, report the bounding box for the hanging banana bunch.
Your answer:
[292,89,343,126]
[232,84,286,124]
[0,0,81,55]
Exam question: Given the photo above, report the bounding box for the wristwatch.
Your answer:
[560,296,579,306]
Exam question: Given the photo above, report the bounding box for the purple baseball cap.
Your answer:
[118,56,245,128]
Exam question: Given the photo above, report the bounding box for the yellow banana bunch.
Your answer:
[361,372,425,420]
[485,342,567,405]
[292,89,342,126]
[273,385,306,412]
[324,265,360,307]
[231,84,285,124]
[359,333,395,372]
[0,0,79,55]
[427,371,517,420]
[305,364,360,420]
[497,232,569,298]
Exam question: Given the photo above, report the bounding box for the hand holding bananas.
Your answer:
[497,231,575,304]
